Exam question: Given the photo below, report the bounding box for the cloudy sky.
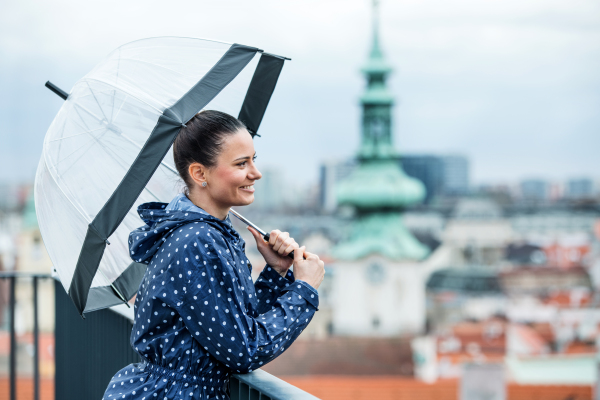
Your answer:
[1,0,599,186]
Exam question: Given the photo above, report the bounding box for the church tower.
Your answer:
[328,2,437,336]
[333,0,429,261]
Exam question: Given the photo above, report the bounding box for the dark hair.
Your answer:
[173,110,246,189]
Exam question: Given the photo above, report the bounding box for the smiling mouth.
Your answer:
[240,185,254,191]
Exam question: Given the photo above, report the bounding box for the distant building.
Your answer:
[400,154,469,204]
[319,160,357,212]
[566,178,595,199]
[249,167,284,211]
[426,268,505,331]
[0,183,28,212]
[520,179,549,201]
[511,212,595,237]
[400,156,443,204]
[500,267,591,296]
[441,155,470,196]
[444,199,512,267]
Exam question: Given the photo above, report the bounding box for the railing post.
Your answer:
[33,276,40,400]
[9,276,16,400]
[230,377,240,400]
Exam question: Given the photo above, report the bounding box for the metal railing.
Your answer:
[53,279,141,399]
[1,272,319,400]
[0,271,53,400]
[231,369,319,400]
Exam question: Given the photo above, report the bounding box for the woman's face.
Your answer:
[205,129,262,207]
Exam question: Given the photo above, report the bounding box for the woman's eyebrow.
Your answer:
[233,153,256,162]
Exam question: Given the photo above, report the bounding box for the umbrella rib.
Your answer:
[52,114,70,174]
[110,48,121,121]
[54,101,170,206]
[47,127,105,142]
[48,126,161,225]
[50,132,100,168]
[74,99,178,176]
[51,104,104,169]
[43,149,94,225]
[110,95,128,123]
[46,104,162,228]
[85,81,109,122]
[80,77,164,115]
[62,116,163,203]
[63,114,164,203]
[54,130,111,184]
[72,99,93,130]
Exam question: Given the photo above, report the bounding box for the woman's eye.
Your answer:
[237,156,256,167]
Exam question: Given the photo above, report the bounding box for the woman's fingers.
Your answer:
[266,229,302,256]
[281,241,299,256]
[268,230,281,246]
[293,247,325,290]
[271,231,291,253]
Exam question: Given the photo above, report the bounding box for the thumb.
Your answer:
[294,246,305,263]
[248,226,262,243]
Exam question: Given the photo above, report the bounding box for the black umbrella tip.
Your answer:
[45,81,69,101]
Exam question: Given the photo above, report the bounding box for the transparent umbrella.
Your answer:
[35,37,288,316]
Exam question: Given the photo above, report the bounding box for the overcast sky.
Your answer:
[1,0,599,186]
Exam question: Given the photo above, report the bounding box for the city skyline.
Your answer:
[1,0,598,186]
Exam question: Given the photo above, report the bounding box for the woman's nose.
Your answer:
[249,165,262,180]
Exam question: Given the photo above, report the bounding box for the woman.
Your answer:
[103,110,325,400]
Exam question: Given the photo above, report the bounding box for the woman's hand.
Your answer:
[248,227,299,277]
[293,246,325,290]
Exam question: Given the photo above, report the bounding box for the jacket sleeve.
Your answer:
[255,266,303,314]
[169,235,319,373]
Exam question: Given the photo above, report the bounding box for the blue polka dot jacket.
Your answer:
[103,194,319,400]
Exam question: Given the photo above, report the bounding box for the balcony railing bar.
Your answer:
[33,276,40,400]
[0,272,53,400]
[231,369,319,400]
[9,274,16,400]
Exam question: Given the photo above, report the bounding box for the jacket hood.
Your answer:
[129,194,243,264]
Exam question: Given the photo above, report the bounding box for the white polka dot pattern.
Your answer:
[102,194,319,400]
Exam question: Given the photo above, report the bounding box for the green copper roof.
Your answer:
[361,56,393,76]
[331,212,429,261]
[360,85,394,105]
[336,160,425,209]
[332,0,429,262]
[23,189,38,230]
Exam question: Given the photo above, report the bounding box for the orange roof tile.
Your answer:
[280,376,593,400]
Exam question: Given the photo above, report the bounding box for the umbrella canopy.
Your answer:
[35,37,287,315]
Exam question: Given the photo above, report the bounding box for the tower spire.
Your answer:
[371,0,383,59]
[333,0,429,262]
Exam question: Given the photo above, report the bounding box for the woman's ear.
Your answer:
[188,162,208,187]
